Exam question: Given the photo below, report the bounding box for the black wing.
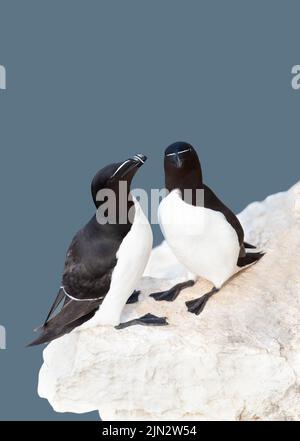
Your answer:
[61,223,119,302]
[29,217,123,346]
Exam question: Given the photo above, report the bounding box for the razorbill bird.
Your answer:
[150,142,264,315]
[28,154,167,346]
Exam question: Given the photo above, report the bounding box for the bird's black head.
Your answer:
[164,142,203,203]
[91,154,147,207]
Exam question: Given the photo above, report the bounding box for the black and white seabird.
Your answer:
[28,154,167,346]
[150,142,264,315]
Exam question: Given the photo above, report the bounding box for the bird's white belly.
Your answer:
[83,198,153,327]
[159,191,240,288]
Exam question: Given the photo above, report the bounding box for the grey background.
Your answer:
[0,0,299,420]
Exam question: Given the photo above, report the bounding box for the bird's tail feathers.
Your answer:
[237,251,265,267]
[243,241,257,249]
[43,287,65,327]
[27,310,96,347]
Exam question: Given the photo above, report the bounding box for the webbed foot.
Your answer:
[126,290,141,304]
[186,287,219,315]
[150,280,195,302]
[115,313,168,330]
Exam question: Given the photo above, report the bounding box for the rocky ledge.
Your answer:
[38,182,300,421]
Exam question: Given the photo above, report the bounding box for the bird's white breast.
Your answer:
[92,196,153,326]
[159,190,240,288]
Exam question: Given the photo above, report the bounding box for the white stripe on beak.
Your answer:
[132,155,145,164]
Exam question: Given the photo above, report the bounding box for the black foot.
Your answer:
[150,280,195,302]
[115,313,168,330]
[186,288,219,315]
[126,290,141,304]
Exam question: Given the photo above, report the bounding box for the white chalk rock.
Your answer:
[38,183,300,421]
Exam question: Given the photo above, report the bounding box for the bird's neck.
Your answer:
[166,170,204,206]
[94,185,135,232]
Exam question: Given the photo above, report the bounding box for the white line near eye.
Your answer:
[165,148,190,157]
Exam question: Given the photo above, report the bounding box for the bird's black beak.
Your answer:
[132,153,147,165]
[111,154,147,180]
